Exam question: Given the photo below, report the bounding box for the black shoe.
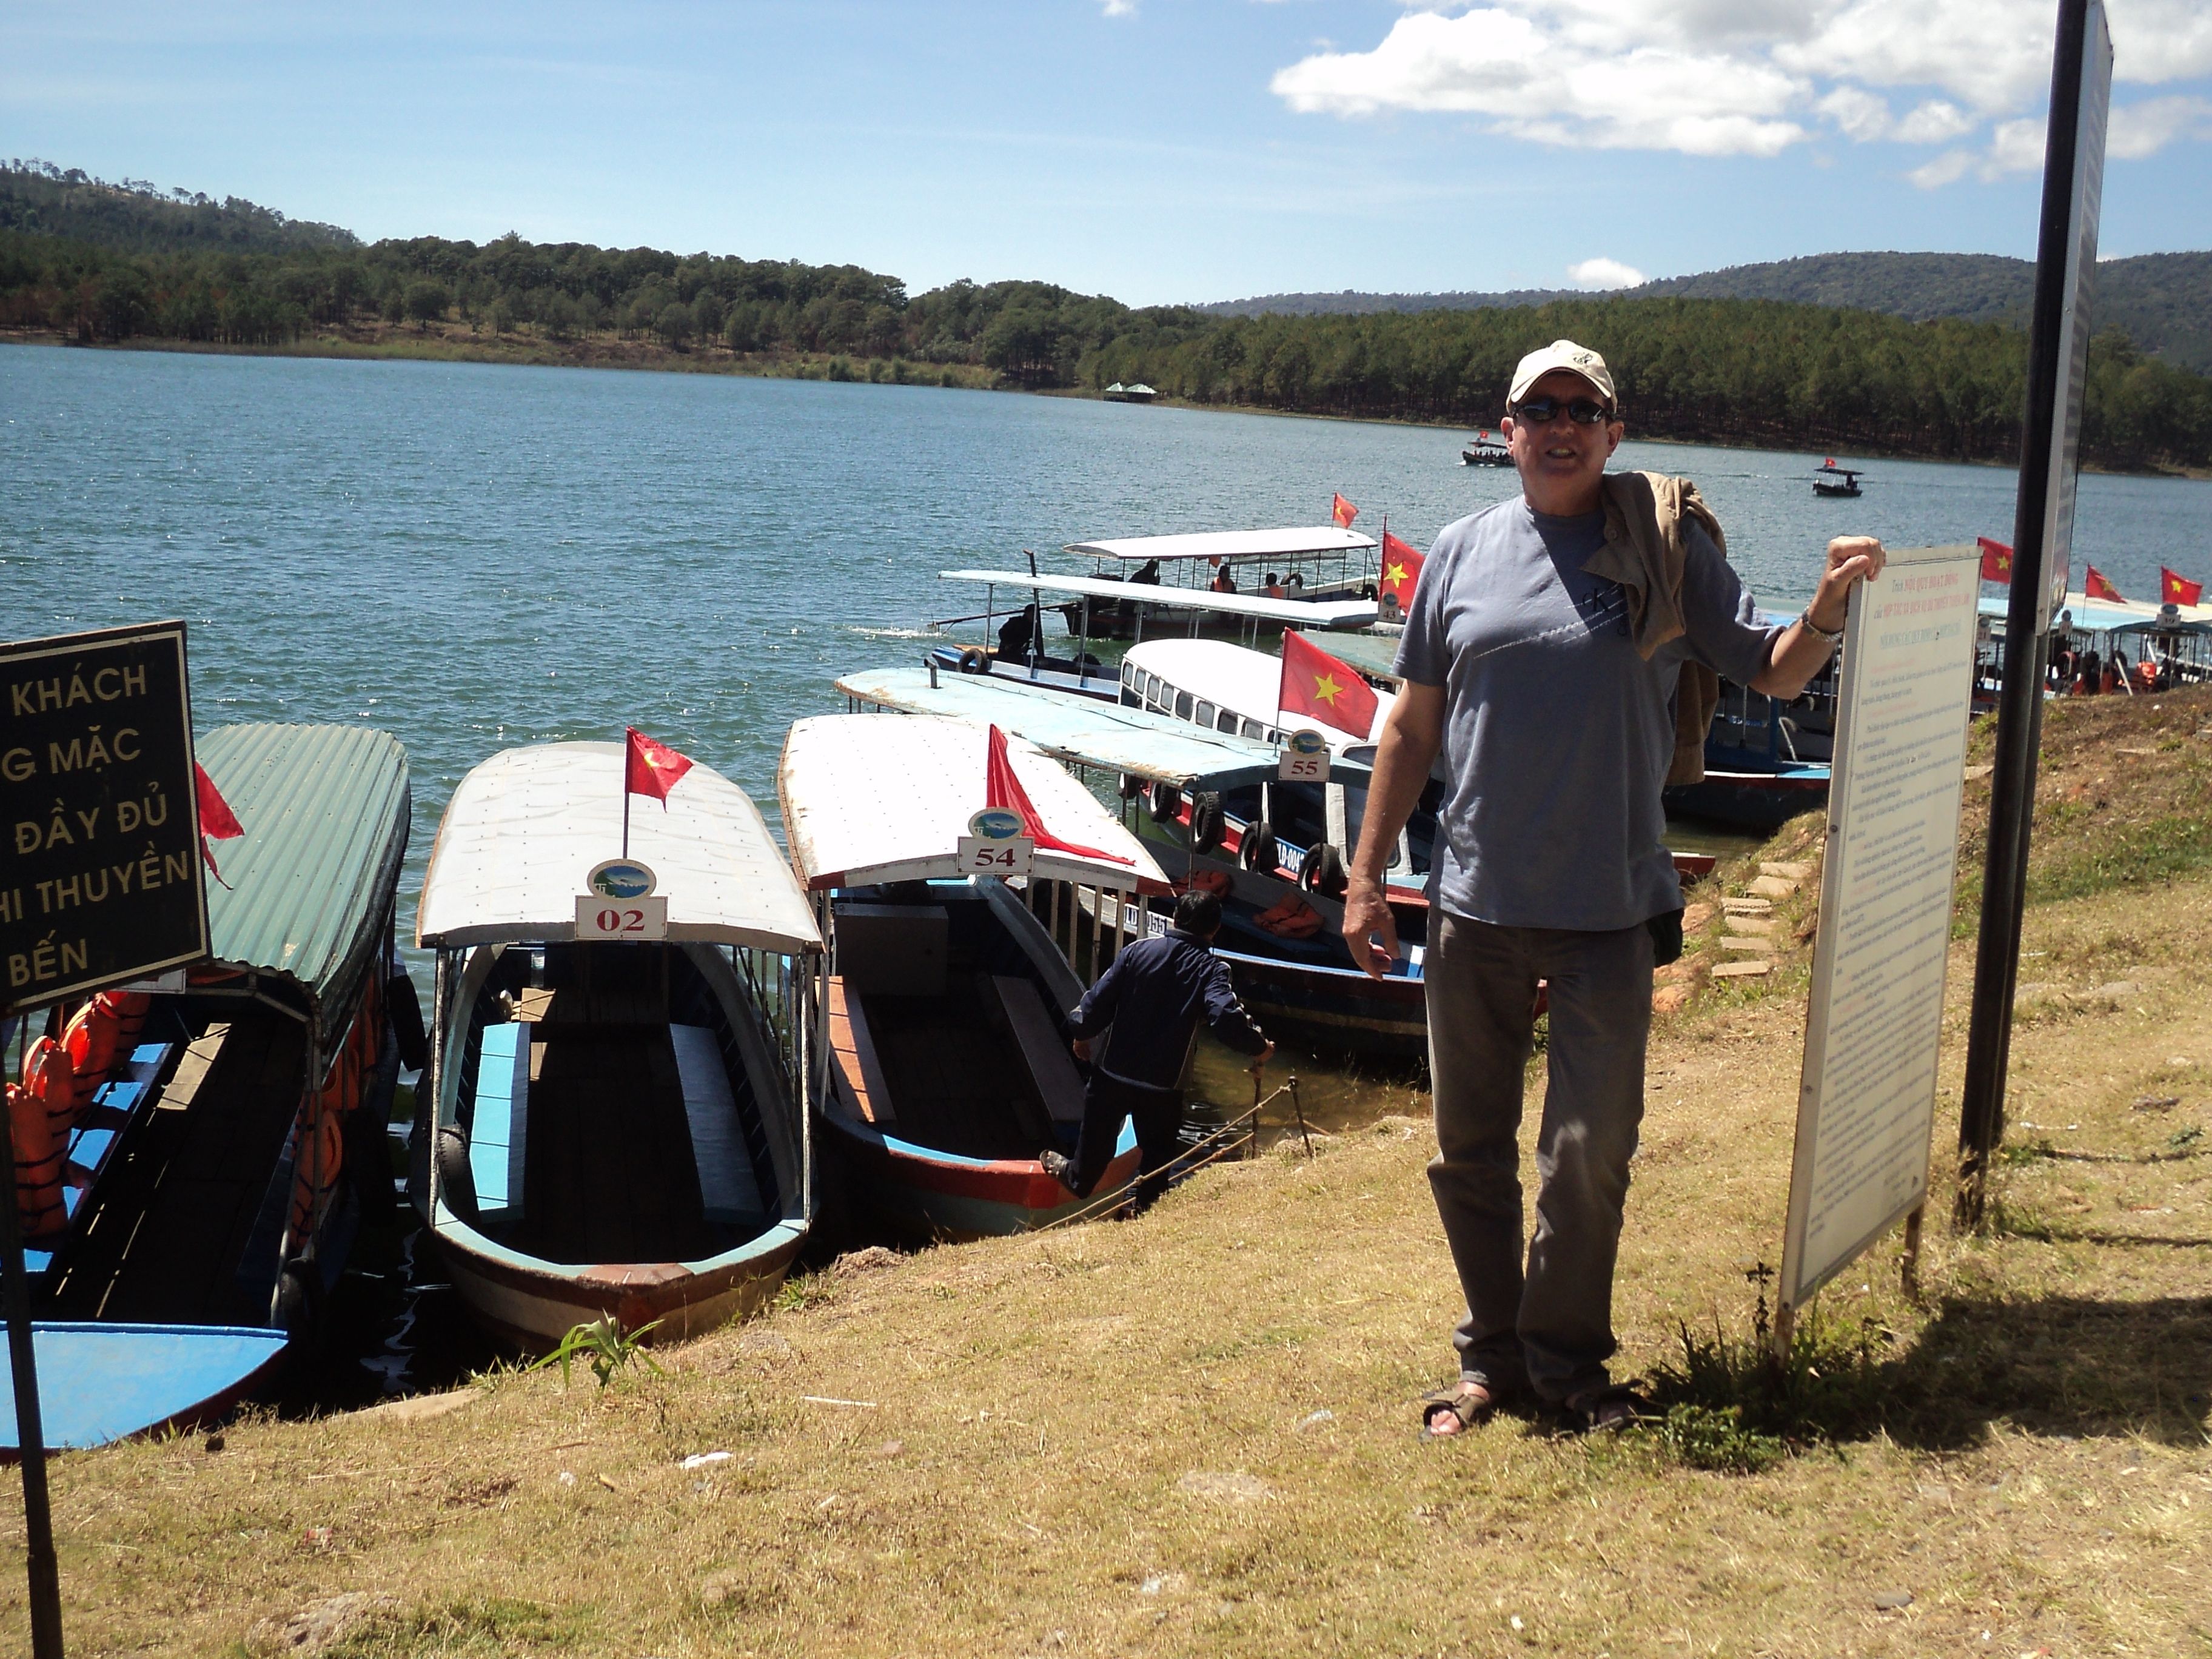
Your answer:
[1041,1150,1075,1187]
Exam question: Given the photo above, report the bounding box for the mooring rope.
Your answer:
[1031,1077,1309,1235]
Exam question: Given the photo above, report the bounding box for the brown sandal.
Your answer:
[1561,1386,1647,1433]
[1418,1381,1500,1443]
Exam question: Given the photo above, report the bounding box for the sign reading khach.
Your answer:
[1,622,208,1006]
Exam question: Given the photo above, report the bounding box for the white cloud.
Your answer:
[1907,149,1975,188]
[2107,95,2212,159]
[1101,0,1136,16]
[1269,9,1807,156]
[1272,1,2212,175]
[1567,257,1647,289]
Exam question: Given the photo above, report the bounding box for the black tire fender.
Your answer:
[1148,783,1182,824]
[1189,793,1226,855]
[956,646,988,674]
[1238,822,1280,874]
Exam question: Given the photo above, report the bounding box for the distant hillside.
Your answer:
[0,159,357,256]
[1202,251,2212,374]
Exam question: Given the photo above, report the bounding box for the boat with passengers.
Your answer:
[927,555,1378,703]
[410,742,820,1349]
[830,668,1433,1062]
[778,714,1172,1238]
[7,723,418,1453]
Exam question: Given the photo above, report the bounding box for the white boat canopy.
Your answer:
[1126,637,1389,746]
[778,715,1172,896]
[940,569,1377,631]
[1064,526,1375,565]
[417,742,821,954]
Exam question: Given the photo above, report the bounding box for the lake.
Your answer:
[5,342,2210,944]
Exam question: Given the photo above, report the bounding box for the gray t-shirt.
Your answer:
[1393,496,1779,931]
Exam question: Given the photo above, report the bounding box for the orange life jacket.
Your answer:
[9,1038,75,1241]
[1179,868,1233,900]
[62,989,150,1117]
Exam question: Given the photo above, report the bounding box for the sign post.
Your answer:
[1777,546,1983,1352]
[1,619,211,1659]
[1955,0,2114,1229]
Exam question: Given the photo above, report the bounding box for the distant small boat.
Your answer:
[1813,461,1865,498]
[1462,432,1513,467]
[1103,383,1158,403]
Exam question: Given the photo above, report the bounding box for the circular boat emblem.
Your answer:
[587,859,658,899]
[967,808,1024,842]
[1285,728,1329,757]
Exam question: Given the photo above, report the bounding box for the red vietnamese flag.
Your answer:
[1279,629,1380,740]
[2162,566,2204,607]
[1977,536,2014,584]
[984,725,1129,865]
[625,726,694,804]
[2083,566,2123,603]
[194,761,244,888]
[1331,492,1359,529]
[1380,532,1426,612]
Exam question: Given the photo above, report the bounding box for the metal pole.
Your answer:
[1956,0,2099,1230]
[0,1005,67,1658]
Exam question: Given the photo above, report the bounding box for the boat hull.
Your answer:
[429,1222,806,1351]
[1663,768,1831,834]
[1,1322,290,1456]
[826,1113,1140,1242]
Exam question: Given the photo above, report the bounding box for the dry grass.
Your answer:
[9,866,2210,1656]
[8,708,2211,1657]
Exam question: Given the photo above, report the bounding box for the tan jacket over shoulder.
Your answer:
[1586,471,1731,786]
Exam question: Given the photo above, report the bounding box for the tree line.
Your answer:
[2,164,2206,471]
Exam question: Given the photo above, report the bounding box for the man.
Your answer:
[1046,889,1273,1212]
[1340,339,1884,1436]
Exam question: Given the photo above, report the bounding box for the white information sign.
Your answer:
[1278,728,1331,783]
[575,894,669,940]
[1778,545,1983,1326]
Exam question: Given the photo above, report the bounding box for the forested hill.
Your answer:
[1202,250,2212,375]
[3,162,2210,472]
[0,159,357,255]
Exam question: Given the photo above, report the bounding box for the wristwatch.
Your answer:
[1798,606,1846,645]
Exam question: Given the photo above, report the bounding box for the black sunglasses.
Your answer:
[1509,396,1615,426]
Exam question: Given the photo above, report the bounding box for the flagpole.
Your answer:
[621,737,631,861]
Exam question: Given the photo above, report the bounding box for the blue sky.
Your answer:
[3,1,2207,306]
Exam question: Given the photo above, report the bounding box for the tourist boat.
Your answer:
[777,713,1173,1239]
[1102,382,1158,403]
[410,742,820,1349]
[1663,646,1838,834]
[830,665,1433,1062]
[1461,432,1513,467]
[7,723,416,1451]
[1812,462,1865,498]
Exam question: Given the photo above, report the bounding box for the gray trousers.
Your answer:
[1424,910,1653,1404]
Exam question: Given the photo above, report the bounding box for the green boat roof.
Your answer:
[196,723,410,1032]
[834,668,1372,790]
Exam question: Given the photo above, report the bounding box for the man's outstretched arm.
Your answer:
[1340,679,1446,978]
[1751,535,1887,700]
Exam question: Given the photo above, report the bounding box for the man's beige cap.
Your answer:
[1508,339,1617,408]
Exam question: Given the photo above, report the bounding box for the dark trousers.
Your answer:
[1424,911,1653,1404]
[1071,1071,1185,1213]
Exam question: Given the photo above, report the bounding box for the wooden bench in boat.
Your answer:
[467,1015,766,1238]
[24,1036,186,1282]
[826,977,896,1125]
[987,976,1086,1128]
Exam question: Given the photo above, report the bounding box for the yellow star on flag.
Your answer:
[1384,560,1409,587]
[1310,672,1342,706]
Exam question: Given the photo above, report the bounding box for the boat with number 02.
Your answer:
[777,714,1174,1239]
[410,742,822,1350]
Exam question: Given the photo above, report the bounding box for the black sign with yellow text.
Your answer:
[0,622,207,1008]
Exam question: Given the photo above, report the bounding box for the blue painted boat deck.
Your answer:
[1,1323,289,1453]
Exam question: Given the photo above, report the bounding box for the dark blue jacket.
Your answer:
[1068,929,1269,1092]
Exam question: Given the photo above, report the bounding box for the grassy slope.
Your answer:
[12,708,2212,1658]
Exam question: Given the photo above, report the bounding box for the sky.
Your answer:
[3,1,2208,307]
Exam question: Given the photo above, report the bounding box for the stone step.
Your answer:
[1761,860,1813,880]
[1749,875,1797,900]
[1720,936,1775,954]
[1721,896,1773,915]
[1725,916,1778,936]
[1711,959,1772,979]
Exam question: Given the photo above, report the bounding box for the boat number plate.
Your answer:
[1278,728,1331,782]
[956,835,1035,877]
[575,894,669,940]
